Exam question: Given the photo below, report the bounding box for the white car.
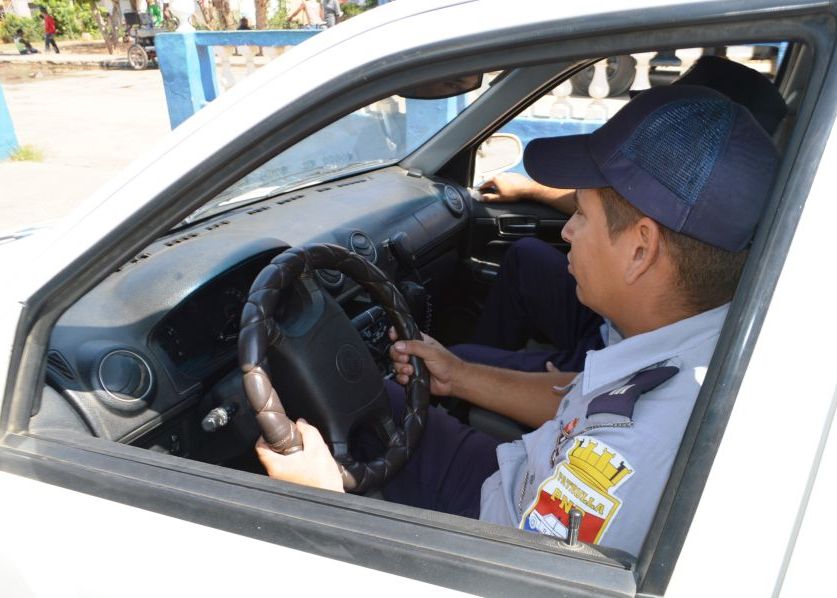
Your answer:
[1,1,835,596]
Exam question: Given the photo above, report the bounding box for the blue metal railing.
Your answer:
[155,30,320,128]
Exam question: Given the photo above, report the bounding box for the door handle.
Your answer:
[498,215,537,237]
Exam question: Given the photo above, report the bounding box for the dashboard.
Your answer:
[35,166,470,464]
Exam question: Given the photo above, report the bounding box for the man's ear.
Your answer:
[624,217,662,284]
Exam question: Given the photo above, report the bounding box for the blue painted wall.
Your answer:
[156,30,320,128]
[0,84,19,160]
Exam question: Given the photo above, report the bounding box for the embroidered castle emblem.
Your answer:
[520,436,634,543]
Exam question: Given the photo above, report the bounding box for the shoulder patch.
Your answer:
[586,365,679,419]
[520,436,634,543]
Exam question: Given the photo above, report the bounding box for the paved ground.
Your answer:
[0,40,296,236]
[0,59,171,236]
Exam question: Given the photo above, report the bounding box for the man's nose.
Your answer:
[561,215,576,244]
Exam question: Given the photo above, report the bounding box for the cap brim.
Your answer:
[523,135,609,190]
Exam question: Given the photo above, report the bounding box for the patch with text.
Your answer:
[520,436,633,543]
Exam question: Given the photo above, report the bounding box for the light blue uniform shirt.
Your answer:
[479,304,729,557]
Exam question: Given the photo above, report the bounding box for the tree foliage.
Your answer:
[0,14,42,43]
[35,0,107,39]
[341,0,376,19]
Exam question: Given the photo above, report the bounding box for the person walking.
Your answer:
[41,9,60,54]
[287,0,325,28]
[323,0,342,27]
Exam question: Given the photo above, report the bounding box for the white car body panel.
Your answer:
[0,470,467,596]
[669,111,837,596]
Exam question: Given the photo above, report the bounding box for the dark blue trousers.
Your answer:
[381,380,500,518]
[452,237,605,372]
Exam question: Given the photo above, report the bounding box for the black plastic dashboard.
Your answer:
[36,166,471,459]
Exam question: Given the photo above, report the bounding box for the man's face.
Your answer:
[561,188,630,316]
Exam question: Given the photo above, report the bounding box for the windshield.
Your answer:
[186,77,495,224]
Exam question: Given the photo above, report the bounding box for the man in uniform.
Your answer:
[255,84,778,556]
[455,56,788,375]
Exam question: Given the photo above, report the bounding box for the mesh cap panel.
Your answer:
[623,99,733,206]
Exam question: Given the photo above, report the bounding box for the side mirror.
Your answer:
[474,133,523,182]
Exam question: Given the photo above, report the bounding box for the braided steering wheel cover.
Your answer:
[239,243,430,493]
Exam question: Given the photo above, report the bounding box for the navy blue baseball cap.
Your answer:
[524,84,779,251]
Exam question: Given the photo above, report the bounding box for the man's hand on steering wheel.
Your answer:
[255,423,344,492]
[388,328,463,397]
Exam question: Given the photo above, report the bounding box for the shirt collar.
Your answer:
[581,303,729,397]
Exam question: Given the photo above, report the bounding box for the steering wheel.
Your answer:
[238,243,430,493]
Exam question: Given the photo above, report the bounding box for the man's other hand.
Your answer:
[388,328,462,396]
[255,421,344,493]
[479,172,540,202]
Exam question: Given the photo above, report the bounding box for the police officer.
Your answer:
[456,56,789,375]
[256,84,778,557]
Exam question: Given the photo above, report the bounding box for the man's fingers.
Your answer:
[296,419,326,447]
[393,339,436,360]
[394,363,414,377]
[388,346,409,363]
[478,178,498,192]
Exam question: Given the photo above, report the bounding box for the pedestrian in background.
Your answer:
[147,0,164,27]
[41,9,60,54]
[323,0,342,27]
[287,0,325,29]
[13,28,39,54]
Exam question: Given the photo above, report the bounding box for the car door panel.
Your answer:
[468,199,568,280]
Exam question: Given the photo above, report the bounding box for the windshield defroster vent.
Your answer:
[164,232,200,247]
[336,178,368,188]
[205,220,231,231]
[276,194,304,205]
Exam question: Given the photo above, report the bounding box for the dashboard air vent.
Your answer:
[47,350,75,380]
[98,350,153,405]
[442,185,465,217]
[349,231,377,263]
